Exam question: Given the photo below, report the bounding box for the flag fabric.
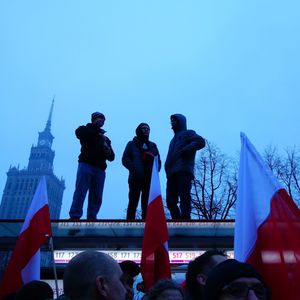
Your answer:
[141,156,171,290]
[234,133,300,300]
[0,176,52,299]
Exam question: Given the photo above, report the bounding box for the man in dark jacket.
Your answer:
[165,114,205,219]
[69,112,115,220]
[122,123,161,219]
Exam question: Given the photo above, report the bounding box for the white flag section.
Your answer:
[235,132,282,261]
[0,176,52,299]
[235,132,300,300]
[147,156,162,206]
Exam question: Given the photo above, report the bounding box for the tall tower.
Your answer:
[0,98,65,219]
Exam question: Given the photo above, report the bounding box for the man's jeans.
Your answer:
[69,162,105,219]
[166,171,193,219]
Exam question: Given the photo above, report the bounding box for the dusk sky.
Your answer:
[1,1,299,219]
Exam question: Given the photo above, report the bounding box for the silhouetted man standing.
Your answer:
[69,112,115,220]
[122,123,161,219]
[165,114,205,219]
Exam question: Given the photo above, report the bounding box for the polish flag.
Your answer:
[141,156,171,290]
[234,133,300,300]
[0,176,52,299]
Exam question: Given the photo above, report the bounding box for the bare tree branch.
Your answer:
[263,145,300,206]
[191,140,237,220]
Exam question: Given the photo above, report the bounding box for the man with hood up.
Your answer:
[165,114,205,219]
[122,123,161,219]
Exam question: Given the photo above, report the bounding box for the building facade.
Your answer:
[0,99,65,219]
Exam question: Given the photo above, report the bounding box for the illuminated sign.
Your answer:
[54,250,234,264]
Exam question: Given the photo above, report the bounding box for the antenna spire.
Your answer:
[45,96,55,132]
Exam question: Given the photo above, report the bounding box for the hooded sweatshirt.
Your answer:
[164,114,205,178]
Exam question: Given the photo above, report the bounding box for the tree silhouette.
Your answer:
[191,141,237,220]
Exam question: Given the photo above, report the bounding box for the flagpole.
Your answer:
[49,236,59,297]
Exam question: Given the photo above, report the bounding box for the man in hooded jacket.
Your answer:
[165,114,205,219]
[122,123,161,219]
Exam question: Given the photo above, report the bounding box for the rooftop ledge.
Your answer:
[0,219,235,250]
[0,219,234,237]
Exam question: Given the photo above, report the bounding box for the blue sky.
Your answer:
[1,1,299,219]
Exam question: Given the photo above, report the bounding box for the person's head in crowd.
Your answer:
[203,259,271,300]
[119,260,141,300]
[144,279,184,300]
[15,280,53,300]
[185,249,227,299]
[63,250,126,300]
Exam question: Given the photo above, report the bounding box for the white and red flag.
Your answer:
[0,176,52,299]
[141,156,171,290]
[234,133,300,300]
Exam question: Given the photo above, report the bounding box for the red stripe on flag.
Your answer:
[247,189,300,300]
[141,196,171,289]
[141,157,171,290]
[0,204,51,298]
[142,195,169,255]
[235,133,300,300]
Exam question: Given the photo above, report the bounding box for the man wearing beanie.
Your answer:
[203,259,270,300]
[165,114,205,219]
[69,112,115,219]
[122,123,161,219]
